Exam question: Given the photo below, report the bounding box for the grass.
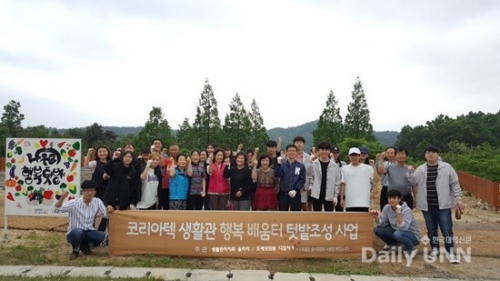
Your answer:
[0,230,383,275]
[273,259,381,276]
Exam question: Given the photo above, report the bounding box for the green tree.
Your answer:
[23,125,51,138]
[114,133,138,150]
[395,125,430,159]
[344,77,375,141]
[83,123,105,149]
[136,107,174,151]
[50,128,61,138]
[312,90,343,146]
[338,137,384,163]
[192,79,222,148]
[63,127,85,139]
[248,99,269,150]
[176,118,197,151]
[1,100,24,137]
[222,93,251,148]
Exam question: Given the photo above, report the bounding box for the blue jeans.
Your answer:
[422,208,454,253]
[67,228,106,252]
[375,226,419,251]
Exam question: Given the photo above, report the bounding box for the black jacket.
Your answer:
[103,162,138,210]
[224,165,255,200]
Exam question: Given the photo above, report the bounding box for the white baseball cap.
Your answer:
[348,147,361,155]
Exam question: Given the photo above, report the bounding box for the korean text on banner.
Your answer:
[109,211,373,259]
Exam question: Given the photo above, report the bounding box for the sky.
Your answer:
[1,0,499,132]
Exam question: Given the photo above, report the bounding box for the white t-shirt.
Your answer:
[341,164,373,208]
[136,169,159,209]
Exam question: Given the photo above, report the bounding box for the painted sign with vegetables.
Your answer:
[4,138,81,216]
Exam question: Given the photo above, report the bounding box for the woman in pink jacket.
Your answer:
[207,148,229,210]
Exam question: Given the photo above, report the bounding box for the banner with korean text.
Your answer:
[109,211,374,259]
[4,138,82,216]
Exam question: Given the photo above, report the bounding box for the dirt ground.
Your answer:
[1,171,500,280]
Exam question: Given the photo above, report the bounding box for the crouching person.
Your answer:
[54,180,114,260]
[371,190,420,256]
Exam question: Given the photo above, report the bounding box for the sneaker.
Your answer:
[448,253,460,264]
[407,248,418,258]
[382,244,391,251]
[379,245,397,254]
[69,251,79,260]
[427,248,439,260]
[80,243,92,255]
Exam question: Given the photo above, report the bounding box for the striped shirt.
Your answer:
[190,162,206,195]
[56,197,108,234]
[426,164,439,209]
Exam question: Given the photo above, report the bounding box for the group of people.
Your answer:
[55,137,465,264]
[371,145,465,264]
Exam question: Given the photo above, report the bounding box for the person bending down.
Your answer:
[371,189,421,256]
[54,180,114,260]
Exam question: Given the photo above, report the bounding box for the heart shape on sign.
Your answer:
[7,192,15,201]
[40,140,48,148]
[16,203,22,209]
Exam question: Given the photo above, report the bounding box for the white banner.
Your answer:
[4,138,81,216]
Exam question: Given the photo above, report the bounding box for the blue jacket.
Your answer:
[274,160,306,193]
[170,167,190,200]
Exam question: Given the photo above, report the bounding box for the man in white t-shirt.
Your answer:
[340,147,374,212]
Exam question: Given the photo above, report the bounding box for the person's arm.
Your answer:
[369,160,377,184]
[377,153,386,175]
[140,160,152,181]
[307,162,315,190]
[201,176,206,197]
[186,159,193,177]
[84,148,94,168]
[406,165,417,185]
[274,162,283,179]
[129,170,139,209]
[243,168,256,195]
[450,166,465,210]
[377,206,389,227]
[252,148,259,167]
[169,161,177,177]
[97,198,110,218]
[103,162,116,180]
[370,209,380,225]
[223,164,232,178]
[395,206,413,230]
[333,166,341,201]
[274,170,280,194]
[206,158,213,176]
[251,160,258,182]
[54,190,70,209]
[277,136,282,152]
[88,160,97,174]
[340,182,346,208]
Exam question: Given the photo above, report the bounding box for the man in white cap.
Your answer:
[340,147,374,212]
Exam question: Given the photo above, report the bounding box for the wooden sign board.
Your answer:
[109,211,373,259]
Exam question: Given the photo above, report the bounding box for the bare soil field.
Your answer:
[1,171,500,280]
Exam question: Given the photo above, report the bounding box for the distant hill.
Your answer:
[374,131,399,146]
[103,126,142,136]
[66,122,398,150]
[266,121,398,151]
[267,121,316,150]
